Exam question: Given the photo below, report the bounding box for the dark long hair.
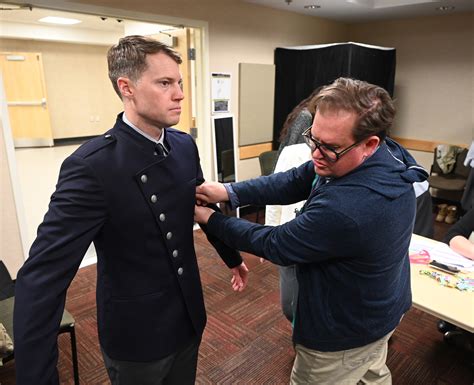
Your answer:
[279,87,321,143]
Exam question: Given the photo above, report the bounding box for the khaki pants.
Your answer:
[290,329,395,385]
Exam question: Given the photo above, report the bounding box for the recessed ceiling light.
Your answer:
[38,16,82,25]
[436,6,455,11]
[304,5,321,9]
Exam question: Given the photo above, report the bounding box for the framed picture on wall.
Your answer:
[211,72,231,114]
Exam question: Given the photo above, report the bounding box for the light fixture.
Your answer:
[436,6,455,11]
[38,16,82,25]
[0,3,32,11]
[304,5,321,9]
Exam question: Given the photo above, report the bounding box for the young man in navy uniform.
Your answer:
[13,35,248,385]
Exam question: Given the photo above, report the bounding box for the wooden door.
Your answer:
[0,52,54,147]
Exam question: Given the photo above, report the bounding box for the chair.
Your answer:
[220,149,235,183]
[0,261,79,385]
[428,146,470,204]
[258,150,278,176]
[254,150,278,222]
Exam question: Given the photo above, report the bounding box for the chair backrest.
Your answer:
[431,145,469,177]
[0,261,15,301]
[259,150,278,176]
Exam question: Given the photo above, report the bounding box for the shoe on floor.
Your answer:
[436,203,448,222]
[437,319,456,334]
[445,205,458,224]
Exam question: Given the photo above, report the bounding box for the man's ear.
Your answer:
[365,136,380,155]
[117,77,134,98]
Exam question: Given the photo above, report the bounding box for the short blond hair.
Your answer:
[107,35,182,99]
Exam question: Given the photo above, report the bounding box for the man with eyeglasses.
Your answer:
[194,77,428,384]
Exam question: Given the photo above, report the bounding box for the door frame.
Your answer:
[7,0,213,176]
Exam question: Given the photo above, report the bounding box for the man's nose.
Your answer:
[311,144,324,158]
[174,84,184,100]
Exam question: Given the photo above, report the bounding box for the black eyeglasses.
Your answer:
[302,126,364,163]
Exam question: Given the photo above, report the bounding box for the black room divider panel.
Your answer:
[273,42,396,147]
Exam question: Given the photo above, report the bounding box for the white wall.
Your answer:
[13,0,348,180]
[349,12,473,147]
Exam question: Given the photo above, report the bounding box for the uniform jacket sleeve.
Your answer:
[13,155,107,385]
[193,142,242,268]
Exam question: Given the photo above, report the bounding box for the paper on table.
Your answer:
[409,236,474,271]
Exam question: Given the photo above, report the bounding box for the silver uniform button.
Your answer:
[150,194,157,203]
[141,175,148,183]
[172,250,178,258]
[166,232,172,240]
[105,134,112,139]
[177,267,183,275]
[159,213,166,222]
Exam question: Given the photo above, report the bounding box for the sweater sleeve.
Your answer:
[233,161,314,208]
[207,195,360,266]
[443,209,474,244]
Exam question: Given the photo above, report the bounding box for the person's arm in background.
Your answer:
[443,208,474,260]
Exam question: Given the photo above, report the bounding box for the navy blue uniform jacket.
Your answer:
[13,115,241,384]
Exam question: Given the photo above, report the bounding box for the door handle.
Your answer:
[7,98,47,108]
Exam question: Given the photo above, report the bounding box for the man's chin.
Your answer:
[315,166,332,178]
[167,118,181,128]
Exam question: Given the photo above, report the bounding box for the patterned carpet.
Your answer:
[1,228,473,384]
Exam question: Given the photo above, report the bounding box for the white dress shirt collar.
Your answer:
[122,113,165,146]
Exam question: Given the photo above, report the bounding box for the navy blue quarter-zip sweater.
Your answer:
[208,139,428,351]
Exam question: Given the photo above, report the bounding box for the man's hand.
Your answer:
[196,182,229,205]
[231,262,249,292]
[194,205,214,224]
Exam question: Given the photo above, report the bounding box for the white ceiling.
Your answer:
[0,5,179,45]
[242,0,474,22]
[0,5,174,33]
[0,1,472,30]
